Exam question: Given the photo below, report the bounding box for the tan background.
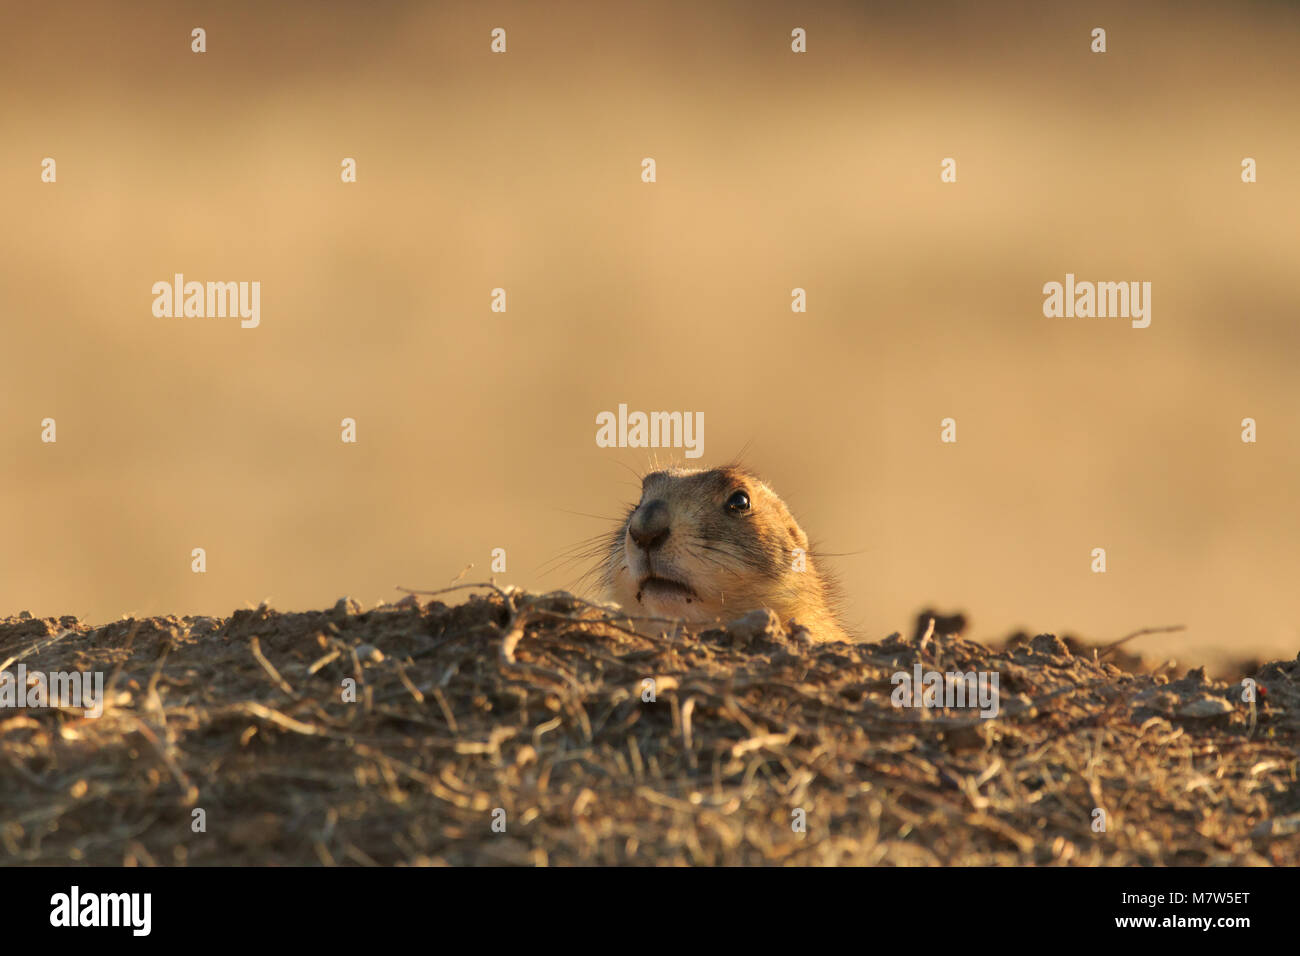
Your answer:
[2,0,1297,669]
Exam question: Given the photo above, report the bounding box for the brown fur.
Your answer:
[602,466,849,642]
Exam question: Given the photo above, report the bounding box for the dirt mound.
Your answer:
[2,587,1297,865]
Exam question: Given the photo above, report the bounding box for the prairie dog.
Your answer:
[604,466,848,642]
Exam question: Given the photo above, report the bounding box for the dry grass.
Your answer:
[1,587,1297,865]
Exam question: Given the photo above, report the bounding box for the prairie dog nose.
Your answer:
[628,499,671,551]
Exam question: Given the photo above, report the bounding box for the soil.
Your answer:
[1,586,1297,865]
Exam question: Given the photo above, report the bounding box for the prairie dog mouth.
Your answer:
[636,575,697,603]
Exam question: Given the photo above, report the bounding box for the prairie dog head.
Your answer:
[604,466,847,642]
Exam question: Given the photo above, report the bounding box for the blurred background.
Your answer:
[2,0,1297,670]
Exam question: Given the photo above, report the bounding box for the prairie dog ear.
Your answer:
[787,522,809,551]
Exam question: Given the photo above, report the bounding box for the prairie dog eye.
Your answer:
[725,490,751,513]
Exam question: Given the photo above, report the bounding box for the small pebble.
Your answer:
[332,596,363,615]
[356,643,384,663]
